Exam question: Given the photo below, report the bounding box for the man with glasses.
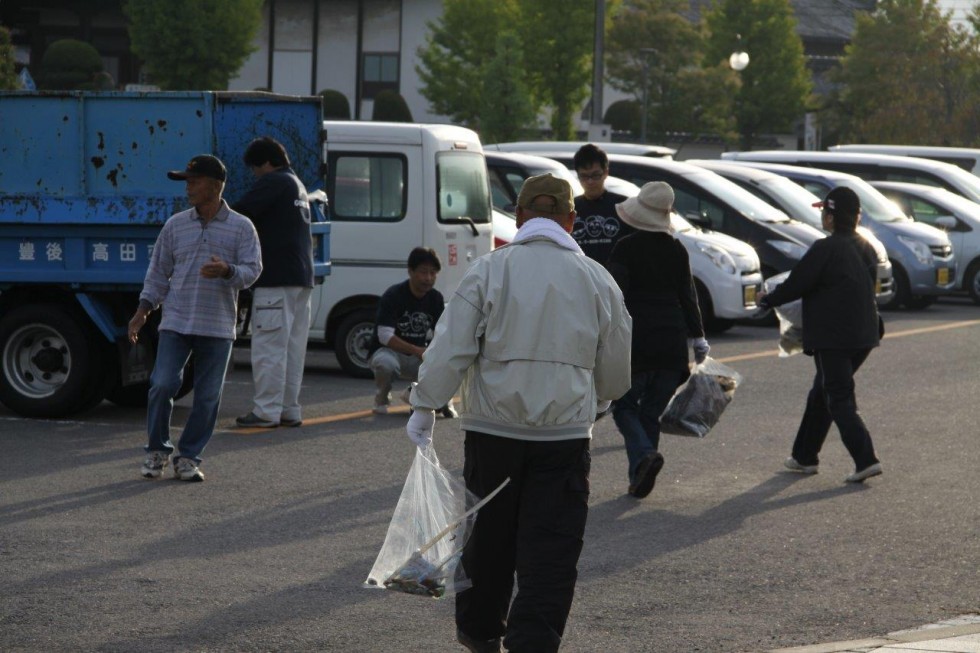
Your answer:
[572,143,633,263]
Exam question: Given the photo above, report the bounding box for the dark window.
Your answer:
[362,53,399,99]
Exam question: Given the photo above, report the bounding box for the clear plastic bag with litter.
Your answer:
[764,272,803,358]
[660,357,743,438]
[365,444,508,599]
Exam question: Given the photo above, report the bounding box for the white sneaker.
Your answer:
[372,403,388,415]
[141,451,171,479]
[784,457,818,474]
[173,457,205,482]
[845,462,882,483]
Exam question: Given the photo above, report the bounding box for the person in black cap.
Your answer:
[758,186,883,484]
[129,154,262,482]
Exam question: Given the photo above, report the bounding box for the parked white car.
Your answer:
[871,181,980,303]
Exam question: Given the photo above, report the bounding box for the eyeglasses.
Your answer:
[577,171,605,181]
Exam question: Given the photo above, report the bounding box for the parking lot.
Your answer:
[1,298,978,652]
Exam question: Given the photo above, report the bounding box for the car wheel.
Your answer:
[967,260,980,305]
[880,263,909,311]
[334,308,375,378]
[694,280,734,333]
[0,304,108,417]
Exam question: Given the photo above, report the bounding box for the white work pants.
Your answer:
[250,286,312,422]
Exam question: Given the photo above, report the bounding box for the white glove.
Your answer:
[406,409,436,448]
[689,337,710,364]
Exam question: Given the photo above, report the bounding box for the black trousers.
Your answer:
[455,432,591,653]
[792,348,879,471]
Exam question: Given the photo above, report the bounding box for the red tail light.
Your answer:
[493,237,509,249]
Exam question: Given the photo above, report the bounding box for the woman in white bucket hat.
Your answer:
[607,181,710,498]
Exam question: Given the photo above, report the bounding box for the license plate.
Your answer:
[743,285,757,305]
[937,268,950,285]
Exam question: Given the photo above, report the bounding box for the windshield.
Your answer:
[935,163,980,203]
[841,178,911,223]
[437,151,492,224]
[759,177,823,229]
[687,171,792,223]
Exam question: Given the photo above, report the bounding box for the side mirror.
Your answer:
[934,215,957,231]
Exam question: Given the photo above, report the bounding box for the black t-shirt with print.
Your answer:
[369,279,445,354]
[573,190,633,264]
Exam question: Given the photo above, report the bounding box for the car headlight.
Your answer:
[897,235,933,265]
[696,242,738,275]
[768,239,808,260]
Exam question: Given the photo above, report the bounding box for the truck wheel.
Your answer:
[0,304,107,417]
[334,309,375,378]
[104,334,194,407]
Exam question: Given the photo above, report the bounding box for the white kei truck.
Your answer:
[314,121,494,377]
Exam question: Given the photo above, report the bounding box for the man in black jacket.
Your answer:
[233,137,315,429]
[758,186,883,483]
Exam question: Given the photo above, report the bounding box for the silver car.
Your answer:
[871,181,980,304]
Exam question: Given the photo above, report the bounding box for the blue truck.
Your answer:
[0,91,330,418]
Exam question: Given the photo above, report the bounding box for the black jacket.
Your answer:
[607,231,705,373]
[763,231,881,351]
[232,167,314,288]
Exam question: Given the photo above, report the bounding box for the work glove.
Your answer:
[689,337,710,364]
[406,409,436,449]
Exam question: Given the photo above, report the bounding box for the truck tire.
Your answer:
[103,332,194,408]
[334,308,375,378]
[0,304,108,418]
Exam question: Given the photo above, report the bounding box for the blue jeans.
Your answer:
[612,369,687,482]
[146,330,233,463]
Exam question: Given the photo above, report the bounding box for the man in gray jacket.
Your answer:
[405,174,632,653]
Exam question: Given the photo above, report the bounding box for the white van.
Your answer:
[312,122,494,376]
[830,145,980,176]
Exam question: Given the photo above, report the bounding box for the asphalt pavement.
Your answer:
[1,297,978,652]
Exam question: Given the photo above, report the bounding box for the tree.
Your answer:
[320,89,351,120]
[417,0,610,139]
[123,0,262,90]
[478,31,537,144]
[703,0,811,149]
[605,0,737,143]
[517,0,599,139]
[372,90,413,122]
[826,0,980,146]
[416,0,522,130]
[37,39,105,90]
[0,26,18,90]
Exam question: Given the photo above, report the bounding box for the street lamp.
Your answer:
[639,47,656,144]
[729,33,749,71]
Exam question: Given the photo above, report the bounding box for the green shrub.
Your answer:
[38,39,104,90]
[371,90,413,122]
[319,89,351,120]
[0,26,18,90]
[604,99,641,136]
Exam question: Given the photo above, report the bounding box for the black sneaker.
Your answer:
[456,628,501,653]
[235,412,278,428]
[628,452,665,499]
